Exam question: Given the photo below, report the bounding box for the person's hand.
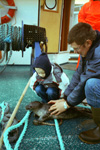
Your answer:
[48,99,70,116]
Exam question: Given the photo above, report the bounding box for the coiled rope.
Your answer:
[0,102,8,122]
[0,23,22,51]
[4,111,31,150]
[0,101,31,150]
[0,43,12,74]
[0,23,22,74]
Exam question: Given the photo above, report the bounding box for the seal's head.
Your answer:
[25,101,42,111]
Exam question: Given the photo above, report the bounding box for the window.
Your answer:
[43,0,59,13]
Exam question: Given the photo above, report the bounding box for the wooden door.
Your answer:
[60,0,71,51]
[40,0,62,53]
[40,0,71,53]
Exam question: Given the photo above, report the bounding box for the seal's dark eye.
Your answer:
[30,105,32,108]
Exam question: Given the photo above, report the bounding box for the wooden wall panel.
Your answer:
[40,0,62,53]
[60,0,71,51]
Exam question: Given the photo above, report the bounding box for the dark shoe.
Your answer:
[79,126,100,144]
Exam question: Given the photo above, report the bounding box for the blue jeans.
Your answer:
[35,84,60,103]
[85,78,100,108]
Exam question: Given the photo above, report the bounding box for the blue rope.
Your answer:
[54,103,91,150]
[0,102,7,122]
[54,119,65,150]
[4,36,12,43]
[77,104,91,109]
[3,111,31,150]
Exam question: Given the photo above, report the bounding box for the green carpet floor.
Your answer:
[0,66,100,150]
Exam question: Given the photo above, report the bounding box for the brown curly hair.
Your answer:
[68,22,97,45]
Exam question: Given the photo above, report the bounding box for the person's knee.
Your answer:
[35,85,43,94]
[85,78,100,107]
[85,78,94,95]
[46,87,54,96]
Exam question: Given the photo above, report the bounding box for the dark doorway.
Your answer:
[60,0,71,51]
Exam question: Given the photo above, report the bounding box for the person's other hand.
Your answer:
[48,99,70,116]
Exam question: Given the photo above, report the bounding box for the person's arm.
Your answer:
[58,72,70,98]
[48,59,82,115]
[30,72,39,91]
[48,68,84,116]
[78,3,87,23]
[48,67,83,116]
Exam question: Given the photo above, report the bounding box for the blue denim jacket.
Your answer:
[64,30,100,106]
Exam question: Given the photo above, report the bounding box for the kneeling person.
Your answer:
[30,53,69,103]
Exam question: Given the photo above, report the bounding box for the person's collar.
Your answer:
[85,30,100,60]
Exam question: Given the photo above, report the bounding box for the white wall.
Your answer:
[48,52,70,65]
[11,0,38,26]
[75,0,89,4]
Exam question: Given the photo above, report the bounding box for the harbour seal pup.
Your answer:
[26,101,92,125]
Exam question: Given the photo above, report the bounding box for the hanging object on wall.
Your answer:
[0,22,47,73]
[44,0,57,10]
[0,0,17,24]
[43,0,58,12]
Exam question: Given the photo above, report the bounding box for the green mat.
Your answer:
[0,66,100,150]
